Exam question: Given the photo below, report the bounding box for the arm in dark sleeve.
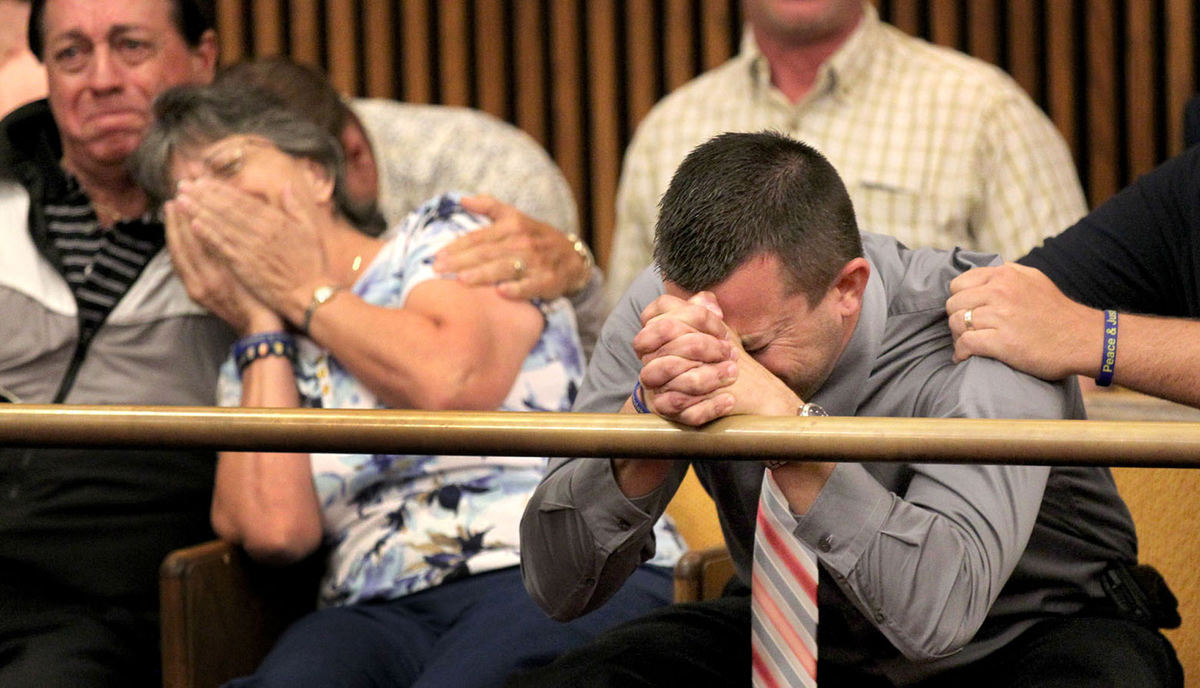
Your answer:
[1019,146,1200,318]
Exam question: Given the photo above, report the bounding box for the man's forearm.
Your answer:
[520,455,671,620]
[612,458,675,498]
[1098,313,1200,408]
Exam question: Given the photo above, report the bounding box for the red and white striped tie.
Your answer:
[751,470,818,688]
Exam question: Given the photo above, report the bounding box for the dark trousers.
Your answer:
[506,594,1184,688]
[0,588,159,688]
[225,564,674,688]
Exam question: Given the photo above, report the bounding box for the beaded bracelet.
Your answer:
[631,380,651,414]
[1095,309,1118,387]
[233,332,297,376]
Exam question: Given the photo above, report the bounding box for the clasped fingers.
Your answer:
[641,354,737,395]
[633,325,733,365]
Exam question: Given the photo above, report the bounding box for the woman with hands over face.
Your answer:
[128,84,677,688]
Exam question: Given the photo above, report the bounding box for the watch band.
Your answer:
[564,233,595,296]
[301,284,342,334]
[798,402,828,417]
[764,402,828,471]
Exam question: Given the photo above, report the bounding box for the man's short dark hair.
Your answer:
[28,0,215,59]
[653,131,863,305]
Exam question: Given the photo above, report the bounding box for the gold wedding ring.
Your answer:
[512,257,526,280]
[964,308,975,330]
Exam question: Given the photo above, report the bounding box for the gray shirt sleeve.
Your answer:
[519,267,680,619]
[795,357,1066,661]
[567,267,606,363]
[521,246,1117,675]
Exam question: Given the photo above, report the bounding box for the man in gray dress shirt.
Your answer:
[514,132,1181,687]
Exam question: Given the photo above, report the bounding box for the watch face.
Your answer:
[314,285,337,303]
[801,403,828,417]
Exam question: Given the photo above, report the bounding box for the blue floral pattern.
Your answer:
[217,194,585,606]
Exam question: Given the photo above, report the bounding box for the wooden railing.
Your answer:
[6,405,1200,467]
[209,0,1197,267]
[6,402,1199,673]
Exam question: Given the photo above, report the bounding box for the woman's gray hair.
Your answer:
[129,81,363,226]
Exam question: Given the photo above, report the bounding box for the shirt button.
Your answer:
[875,610,886,623]
[585,577,596,586]
[616,518,630,530]
[818,534,834,552]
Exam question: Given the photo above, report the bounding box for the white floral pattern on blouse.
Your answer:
[217,193,595,607]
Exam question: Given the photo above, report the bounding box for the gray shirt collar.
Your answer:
[810,255,885,416]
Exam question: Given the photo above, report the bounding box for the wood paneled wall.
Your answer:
[213,0,1197,268]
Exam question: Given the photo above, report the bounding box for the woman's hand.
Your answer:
[174,178,333,327]
[165,199,283,335]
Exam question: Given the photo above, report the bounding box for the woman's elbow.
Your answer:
[212,505,321,566]
[242,533,320,566]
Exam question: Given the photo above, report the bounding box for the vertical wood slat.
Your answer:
[700,1,735,72]
[586,0,620,262]
[1165,0,1194,154]
[251,0,283,55]
[549,0,586,230]
[1085,0,1120,207]
[967,0,999,66]
[929,0,961,49]
[664,0,695,92]
[1045,1,1079,168]
[401,0,432,104]
[215,0,245,65]
[626,0,659,130]
[288,0,320,66]
[888,0,922,37]
[197,0,1200,256]
[513,1,547,146]
[325,0,358,96]
[362,1,395,99]
[438,1,471,106]
[1006,0,1040,101]
[475,0,509,120]
[1125,1,1157,178]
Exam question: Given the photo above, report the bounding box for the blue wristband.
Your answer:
[233,332,297,376]
[631,380,651,414]
[1096,310,1118,387]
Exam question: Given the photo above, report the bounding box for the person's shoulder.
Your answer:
[353,97,561,182]
[863,233,1001,314]
[876,22,1029,99]
[1140,143,1200,190]
[594,265,664,349]
[937,348,1084,420]
[632,55,750,135]
[407,192,481,226]
[389,192,485,246]
[353,97,533,144]
[0,99,54,173]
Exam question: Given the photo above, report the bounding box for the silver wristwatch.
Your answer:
[798,402,827,417]
[764,402,829,470]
